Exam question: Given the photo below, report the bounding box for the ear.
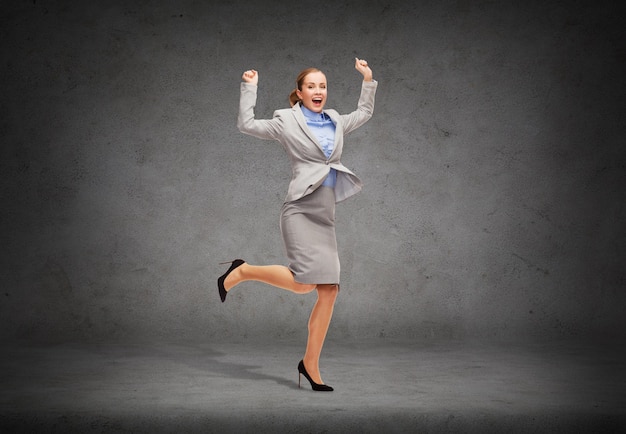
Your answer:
[296,89,302,100]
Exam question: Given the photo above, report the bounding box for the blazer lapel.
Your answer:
[292,103,326,155]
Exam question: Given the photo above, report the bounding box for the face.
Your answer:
[296,71,327,113]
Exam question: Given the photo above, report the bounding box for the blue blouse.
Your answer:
[300,105,337,188]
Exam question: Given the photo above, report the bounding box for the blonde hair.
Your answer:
[289,67,324,107]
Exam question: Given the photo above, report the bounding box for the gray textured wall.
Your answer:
[1,0,624,343]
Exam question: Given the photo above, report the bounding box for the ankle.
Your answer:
[224,266,242,290]
[302,356,319,372]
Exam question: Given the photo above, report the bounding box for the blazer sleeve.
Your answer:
[340,80,378,135]
[237,82,284,141]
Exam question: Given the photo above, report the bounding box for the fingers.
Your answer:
[354,58,373,81]
[242,69,257,79]
[355,57,368,69]
[241,69,258,84]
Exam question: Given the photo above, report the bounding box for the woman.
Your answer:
[218,58,377,391]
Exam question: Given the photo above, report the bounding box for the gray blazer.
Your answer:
[237,80,378,203]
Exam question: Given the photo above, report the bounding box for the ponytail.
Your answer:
[289,89,300,107]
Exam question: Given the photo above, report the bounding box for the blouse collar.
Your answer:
[300,104,328,121]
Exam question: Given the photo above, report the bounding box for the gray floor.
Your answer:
[1,338,624,433]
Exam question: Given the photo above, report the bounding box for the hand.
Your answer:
[354,58,373,82]
[242,69,258,85]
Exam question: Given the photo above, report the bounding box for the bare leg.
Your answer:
[302,284,339,384]
[223,263,316,294]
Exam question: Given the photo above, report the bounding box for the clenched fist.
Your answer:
[242,69,258,85]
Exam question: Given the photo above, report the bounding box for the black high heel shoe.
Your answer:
[298,360,333,392]
[217,259,245,302]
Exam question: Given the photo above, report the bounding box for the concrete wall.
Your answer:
[1,0,624,343]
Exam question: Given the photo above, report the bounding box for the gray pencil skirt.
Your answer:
[279,186,340,284]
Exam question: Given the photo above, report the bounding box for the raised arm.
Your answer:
[339,58,377,134]
[237,69,283,140]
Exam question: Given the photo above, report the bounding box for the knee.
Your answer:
[317,284,339,302]
[296,282,317,294]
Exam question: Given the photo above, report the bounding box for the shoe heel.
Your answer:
[217,259,245,303]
